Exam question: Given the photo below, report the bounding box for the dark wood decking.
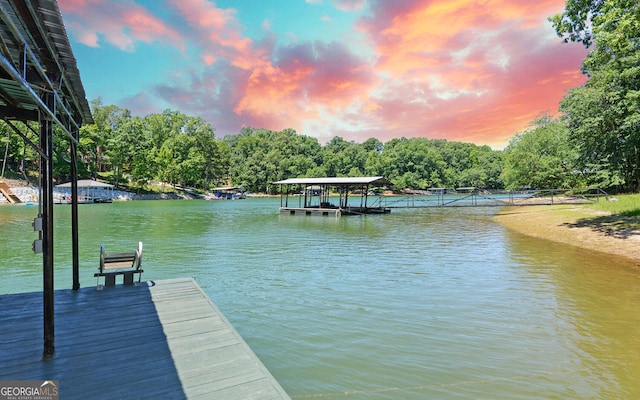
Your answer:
[0,278,290,399]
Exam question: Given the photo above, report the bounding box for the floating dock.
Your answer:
[274,176,391,216]
[281,206,390,216]
[0,278,290,399]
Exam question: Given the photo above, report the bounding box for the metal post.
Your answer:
[71,135,79,290]
[363,185,368,208]
[41,95,55,358]
[303,185,308,208]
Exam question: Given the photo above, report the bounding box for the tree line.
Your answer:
[1,0,638,194]
[1,101,503,193]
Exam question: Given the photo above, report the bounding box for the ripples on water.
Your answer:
[1,198,639,399]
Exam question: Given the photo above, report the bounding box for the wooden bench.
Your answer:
[95,242,144,287]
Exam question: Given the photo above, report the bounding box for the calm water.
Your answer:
[1,198,639,399]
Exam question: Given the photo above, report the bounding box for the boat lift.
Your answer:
[274,176,392,216]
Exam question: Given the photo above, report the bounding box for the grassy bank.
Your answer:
[494,194,640,263]
[587,193,640,217]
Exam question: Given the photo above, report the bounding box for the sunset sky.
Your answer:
[58,0,588,149]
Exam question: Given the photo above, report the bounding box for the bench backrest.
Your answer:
[100,244,105,272]
[134,241,143,270]
[99,242,143,273]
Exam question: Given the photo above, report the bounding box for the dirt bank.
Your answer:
[494,205,640,263]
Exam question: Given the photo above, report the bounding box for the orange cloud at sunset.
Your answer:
[59,0,588,149]
[355,0,588,147]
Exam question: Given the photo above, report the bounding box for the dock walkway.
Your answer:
[0,278,290,399]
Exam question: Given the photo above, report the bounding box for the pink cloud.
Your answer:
[347,0,588,148]
[59,0,184,51]
[231,41,376,132]
[194,0,585,148]
[333,0,367,12]
[159,0,378,135]
[167,0,258,69]
[64,0,588,149]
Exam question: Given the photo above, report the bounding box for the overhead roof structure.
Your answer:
[56,179,114,188]
[0,0,93,358]
[274,176,392,216]
[274,176,390,186]
[0,0,92,129]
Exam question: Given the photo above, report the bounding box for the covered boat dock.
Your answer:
[274,176,391,216]
[54,179,114,203]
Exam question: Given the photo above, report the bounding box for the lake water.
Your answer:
[1,198,639,399]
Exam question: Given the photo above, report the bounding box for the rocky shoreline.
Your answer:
[0,179,193,203]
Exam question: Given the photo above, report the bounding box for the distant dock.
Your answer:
[274,176,392,216]
[0,278,290,399]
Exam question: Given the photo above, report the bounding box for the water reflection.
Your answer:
[1,199,639,399]
[505,232,640,399]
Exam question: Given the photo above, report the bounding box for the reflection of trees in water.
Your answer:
[506,233,640,399]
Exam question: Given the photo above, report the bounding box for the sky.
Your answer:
[58,0,589,149]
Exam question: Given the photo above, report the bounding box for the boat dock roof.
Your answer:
[274,176,391,216]
[273,176,391,215]
[0,278,290,399]
[274,176,390,185]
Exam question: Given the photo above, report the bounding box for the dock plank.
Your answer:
[0,277,290,399]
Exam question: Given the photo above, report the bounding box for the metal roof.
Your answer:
[210,186,241,191]
[55,179,113,188]
[273,177,390,186]
[0,0,93,128]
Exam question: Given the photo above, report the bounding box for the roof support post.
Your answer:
[71,133,80,290]
[364,185,369,208]
[40,94,55,358]
[303,185,308,208]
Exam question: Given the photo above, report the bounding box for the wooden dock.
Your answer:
[0,278,290,399]
[281,206,390,216]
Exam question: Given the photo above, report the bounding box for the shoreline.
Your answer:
[0,178,281,204]
[4,178,639,266]
[494,204,640,264]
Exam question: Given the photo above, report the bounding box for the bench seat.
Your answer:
[95,242,143,287]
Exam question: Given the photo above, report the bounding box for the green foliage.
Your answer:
[549,0,606,47]
[501,116,582,189]
[558,0,640,191]
[226,128,322,193]
[2,104,506,194]
[0,120,39,181]
[588,193,640,217]
[5,0,640,195]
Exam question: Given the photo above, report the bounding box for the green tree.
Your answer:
[549,0,606,47]
[226,128,320,192]
[185,116,226,190]
[125,117,153,186]
[0,121,39,181]
[501,116,581,189]
[78,123,101,179]
[553,0,640,191]
[104,109,134,188]
[322,136,353,177]
[380,138,445,189]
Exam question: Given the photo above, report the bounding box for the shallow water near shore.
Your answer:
[1,198,639,398]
